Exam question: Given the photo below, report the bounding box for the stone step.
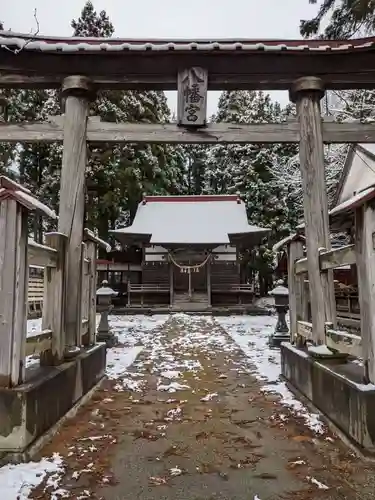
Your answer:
[171,303,211,311]
[173,293,209,304]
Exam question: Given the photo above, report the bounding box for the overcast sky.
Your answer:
[1,0,318,115]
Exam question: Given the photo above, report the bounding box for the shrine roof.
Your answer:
[112,195,269,248]
[1,31,375,53]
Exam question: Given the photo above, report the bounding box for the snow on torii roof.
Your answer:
[3,31,375,92]
[112,195,270,249]
[1,31,375,53]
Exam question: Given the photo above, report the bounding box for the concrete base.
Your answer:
[97,332,118,348]
[268,333,290,348]
[281,342,375,454]
[0,343,106,454]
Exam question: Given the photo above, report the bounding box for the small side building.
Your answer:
[111,194,269,311]
[328,143,375,324]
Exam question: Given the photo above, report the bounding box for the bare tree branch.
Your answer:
[0,8,40,55]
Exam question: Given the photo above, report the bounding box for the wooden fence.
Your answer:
[19,233,100,375]
[288,226,374,382]
[0,176,108,387]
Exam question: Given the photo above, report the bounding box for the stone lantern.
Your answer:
[268,280,290,348]
[96,280,118,347]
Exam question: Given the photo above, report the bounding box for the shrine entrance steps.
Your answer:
[172,292,210,312]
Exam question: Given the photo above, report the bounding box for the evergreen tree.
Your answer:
[324,88,375,205]
[71,1,114,37]
[300,2,375,210]
[184,145,207,195]
[72,1,184,248]
[0,90,14,176]
[0,20,60,237]
[205,90,299,294]
[301,0,375,39]
[15,89,60,239]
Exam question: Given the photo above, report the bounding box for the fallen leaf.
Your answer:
[149,476,167,486]
[292,435,311,443]
[254,472,277,480]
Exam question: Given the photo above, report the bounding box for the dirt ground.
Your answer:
[30,315,375,500]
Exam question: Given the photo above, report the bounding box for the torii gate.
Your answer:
[2,31,375,453]
[3,32,375,348]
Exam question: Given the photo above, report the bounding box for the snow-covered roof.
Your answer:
[330,185,375,216]
[334,144,375,206]
[0,176,56,218]
[84,228,111,253]
[1,31,375,53]
[112,195,269,248]
[3,32,375,93]
[272,233,305,253]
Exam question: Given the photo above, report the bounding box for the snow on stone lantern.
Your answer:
[96,280,118,347]
[268,280,290,348]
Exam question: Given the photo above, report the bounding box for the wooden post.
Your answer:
[127,279,131,307]
[287,239,305,343]
[85,240,97,346]
[302,279,310,323]
[207,257,211,307]
[80,242,89,346]
[41,232,67,365]
[57,76,93,352]
[290,77,336,344]
[0,198,28,387]
[169,262,174,307]
[355,202,375,383]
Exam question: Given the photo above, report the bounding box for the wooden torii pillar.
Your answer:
[290,77,337,344]
[58,76,94,353]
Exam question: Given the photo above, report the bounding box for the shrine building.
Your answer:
[99,194,269,311]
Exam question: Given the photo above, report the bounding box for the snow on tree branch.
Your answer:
[269,88,375,217]
[1,8,40,54]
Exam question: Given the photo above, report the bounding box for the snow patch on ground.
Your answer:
[307,476,329,489]
[106,314,169,381]
[157,381,190,392]
[216,315,326,435]
[0,453,65,499]
[106,346,144,380]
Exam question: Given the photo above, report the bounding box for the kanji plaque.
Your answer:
[177,67,208,127]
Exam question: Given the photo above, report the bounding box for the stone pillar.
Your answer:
[58,76,93,353]
[290,77,336,344]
